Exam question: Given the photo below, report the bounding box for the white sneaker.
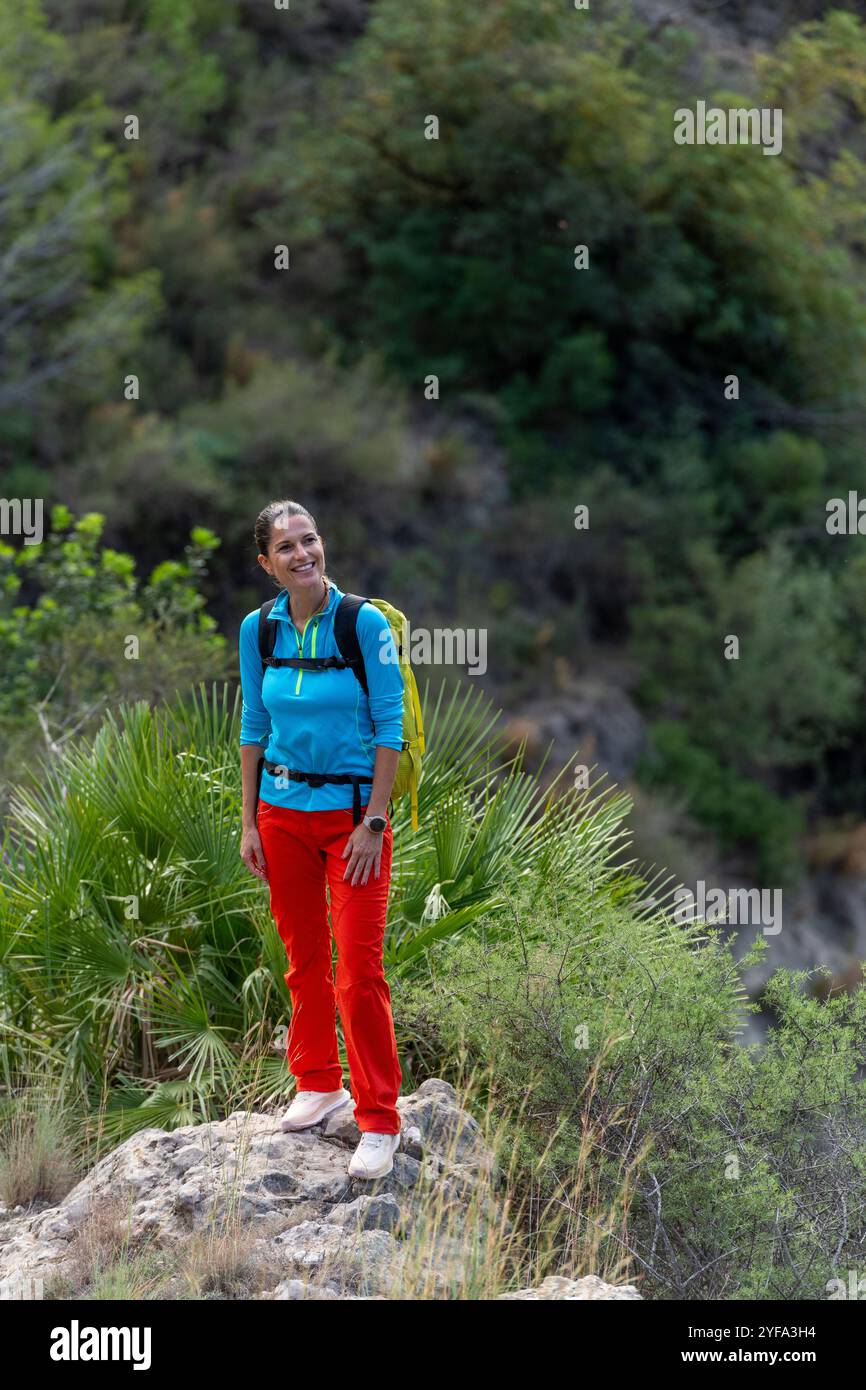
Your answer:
[347,1130,402,1180]
[280,1087,353,1132]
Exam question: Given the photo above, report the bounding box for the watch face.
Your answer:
[368,816,387,832]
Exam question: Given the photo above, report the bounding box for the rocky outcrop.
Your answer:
[499,1274,641,1300]
[502,679,647,789]
[0,1079,641,1301]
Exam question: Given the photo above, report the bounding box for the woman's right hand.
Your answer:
[241,824,268,881]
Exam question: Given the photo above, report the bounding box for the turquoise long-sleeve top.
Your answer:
[238,579,405,811]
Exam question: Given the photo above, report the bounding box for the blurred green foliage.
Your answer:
[0,508,227,814]
[5,0,866,874]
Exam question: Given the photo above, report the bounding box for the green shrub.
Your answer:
[0,507,227,815]
[393,861,866,1300]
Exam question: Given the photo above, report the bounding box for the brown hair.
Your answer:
[254,500,333,589]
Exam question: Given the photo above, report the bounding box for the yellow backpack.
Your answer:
[361,598,425,831]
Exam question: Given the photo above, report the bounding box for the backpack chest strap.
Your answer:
[263,655,355,671]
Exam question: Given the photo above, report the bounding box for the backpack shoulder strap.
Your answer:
[258,598,278,676]
[334,593,369,698]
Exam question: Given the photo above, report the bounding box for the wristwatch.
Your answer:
[363,814,387,833]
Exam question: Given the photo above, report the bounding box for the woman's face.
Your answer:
[259,513,326,599]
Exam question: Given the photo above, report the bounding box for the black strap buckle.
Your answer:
[259,763,371,827]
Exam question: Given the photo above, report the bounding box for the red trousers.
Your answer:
[256,800,402,1134]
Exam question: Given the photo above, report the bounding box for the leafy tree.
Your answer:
[273,0,866,489]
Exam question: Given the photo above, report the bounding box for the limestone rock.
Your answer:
[498,1274,642,1300]
[0,1079,489,1299]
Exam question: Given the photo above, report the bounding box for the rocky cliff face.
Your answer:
[0,1080,640,1302]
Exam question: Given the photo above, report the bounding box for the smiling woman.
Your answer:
[238,498,405,1181]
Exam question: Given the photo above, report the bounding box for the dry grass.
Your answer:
[0,1087,79,1210]
[370,1055,642,1299]
[170,1219,282,1299]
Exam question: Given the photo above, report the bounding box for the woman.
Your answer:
[238,499,405,1180]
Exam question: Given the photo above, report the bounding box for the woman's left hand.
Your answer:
[341,824,385,886]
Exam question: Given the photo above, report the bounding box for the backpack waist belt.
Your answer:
[259,758,373,825]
